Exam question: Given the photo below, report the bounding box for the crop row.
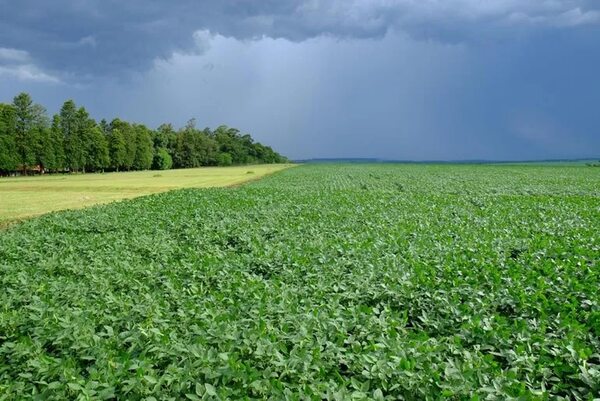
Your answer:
[0,164,599,400]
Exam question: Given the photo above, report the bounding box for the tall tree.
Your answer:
[12,93,46,173]
[1,92,288,174]
[108,128,126,171]
[59,100,81,172]
[174,120,218,168]
[175,120,199,168]
[86,126,110,172]
[133,124,153,170]
[33,126,55,173]
[49,115,65,172]
[111,119,136,170]
[152,147,173,170]
[154,123,176,149]
[215,125,247,164]
[99,118,110,135]
[76,107,96,173]
[0,103,17,173]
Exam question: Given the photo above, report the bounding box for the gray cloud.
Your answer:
[0,47,31,63]
[0,47,61,83]
[1,0,599,78]
[16,28,590,161]
[1,1,599,161]
[508,6,600,27]
[0,64,61,83]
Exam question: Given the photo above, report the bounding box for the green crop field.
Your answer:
[0,164,599,400]
[0,164,293,225]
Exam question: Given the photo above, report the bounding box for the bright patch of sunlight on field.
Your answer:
[0,164,293,223]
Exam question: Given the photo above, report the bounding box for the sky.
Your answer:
[1,0,599,161]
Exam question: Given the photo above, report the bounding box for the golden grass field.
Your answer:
[0,164,293,224]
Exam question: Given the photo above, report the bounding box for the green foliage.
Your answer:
[108,128,127,171]
[48,115,65,171]
[216,152,233,166]
[32,126,56,171]
[12,93,44,171]
[0,92,285,175]
[153,123,176,149]
[215,125,247,164]
[0,164,598,399]
[111,119,136,171]
[86,127,110,172]
[0,103,18,172]
[61,100,86,172]
[173,120,218,168]
[152,147,173,170]
[133,125,154,170]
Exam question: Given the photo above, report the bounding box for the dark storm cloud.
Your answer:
[2,0,600,77]
[2,0,599,161]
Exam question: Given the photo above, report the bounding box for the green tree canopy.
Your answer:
[108,128,127,171]
[1,92,287,175]
[133,125,153,170]
[0,104,18,172]
[12,93,47,172]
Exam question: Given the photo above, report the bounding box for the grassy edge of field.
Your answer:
[0,164,296,229]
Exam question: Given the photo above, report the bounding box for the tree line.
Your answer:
[0,93,287,175]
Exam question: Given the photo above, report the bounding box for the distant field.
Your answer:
[491,159,600,166]
[0,164,293,223]
[0,164,598,399]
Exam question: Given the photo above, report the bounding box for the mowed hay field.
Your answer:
[0,164,599,400]
[0,164,293,224]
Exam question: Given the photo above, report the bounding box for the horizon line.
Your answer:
[293,157,600,164]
